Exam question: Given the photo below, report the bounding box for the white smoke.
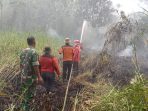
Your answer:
[118,45,133,57]
[47,28,60,38]
[81,21,107,51]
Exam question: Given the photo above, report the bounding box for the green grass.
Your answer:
[0,31,62,66]
[92,73,148,111]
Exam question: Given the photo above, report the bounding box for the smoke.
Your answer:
[81,21,107,51]
[46,28,60,38]
[118,45,133,57]
[81,11,148,60]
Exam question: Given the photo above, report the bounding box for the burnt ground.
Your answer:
[80,53,148,87]
[0,54,148,111]
[0,76,92,111]
[30,80,85,111]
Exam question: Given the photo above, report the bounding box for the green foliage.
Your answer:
[0,32,62,66]
[92,74,148,111]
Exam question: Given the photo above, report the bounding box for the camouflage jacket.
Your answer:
[20,47,39,76]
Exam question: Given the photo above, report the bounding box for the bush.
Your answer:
[92,74,148,111]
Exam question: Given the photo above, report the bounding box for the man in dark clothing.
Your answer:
[59,38,74,82]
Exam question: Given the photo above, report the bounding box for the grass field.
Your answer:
[0,32,62,65]
[0,32,62,96]
[0,32,148,111]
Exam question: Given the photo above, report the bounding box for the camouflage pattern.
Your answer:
[21,75,36,111]
[20,47,39,76]
[20,47,39,111]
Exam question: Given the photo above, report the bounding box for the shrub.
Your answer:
[92,73,148,111]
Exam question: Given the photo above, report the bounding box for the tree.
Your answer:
[0,0,115,37]
[76,0,114,27]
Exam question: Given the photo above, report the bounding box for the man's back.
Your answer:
[73,45,81,62]
[20,47,39,76]
[59,45,73,61]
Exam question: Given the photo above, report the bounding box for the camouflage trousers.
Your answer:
[20,75,37,111]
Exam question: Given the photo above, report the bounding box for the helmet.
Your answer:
[74,40,80,44]
[65,38,70,43]
[65,38,70,41]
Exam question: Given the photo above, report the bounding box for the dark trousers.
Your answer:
[73,61,79,76]
[63,61,73,81]
[41,72,55,91]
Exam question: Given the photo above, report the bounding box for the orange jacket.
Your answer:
[73,45,81,62]
[59,45,74,61]
[39,55,61,75]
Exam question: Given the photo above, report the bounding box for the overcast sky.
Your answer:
[111,0,148,14]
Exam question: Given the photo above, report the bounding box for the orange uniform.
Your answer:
[39,56,61,75]
[39,55,61,91]
[73,45,81,62]
[59,45,74,61]
[73,40,82,75]
[59,44,74,81]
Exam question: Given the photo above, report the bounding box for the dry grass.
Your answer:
[0,30,148,111]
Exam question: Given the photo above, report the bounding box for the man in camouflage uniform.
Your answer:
[20,36,42,111]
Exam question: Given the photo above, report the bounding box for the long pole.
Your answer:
[62,64,73,111]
